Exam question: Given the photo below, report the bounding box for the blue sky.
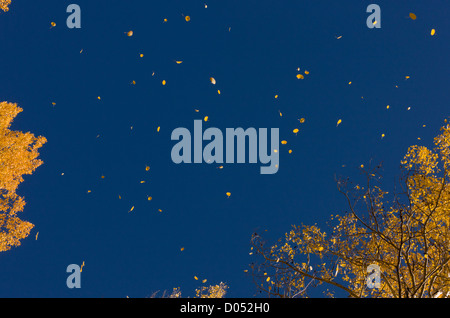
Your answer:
[0,0,449,297]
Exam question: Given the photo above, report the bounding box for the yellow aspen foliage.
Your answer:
[0,0,11,12]
[0,102,46,252]
[195,282,228,298]
[250,121,450,298]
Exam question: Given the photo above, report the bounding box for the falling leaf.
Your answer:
[217,90,221,95]
[336,35,342,39]
[266,277,270,282]
[299,118,305,124]
[202,279,207,283]
[148,196,152,201]
[348,82,352,85]
[210,77,216,85]
[158,209,162,213]
[145,166,150,171]
[381,133,386,139]
[194,276,198,280]
[175,60,183,64]
[140,53,144,58]
[337,119,342,127]
[101,175,105,179]
[185,16,191,22]
[274,95,278,99]
[386,105,390,109]
[318,247,324,252]
[405,76,410,79]
[157,126,160,132]
[163,18,167,23]
[87,190,91,193]
[180,247,185,251]
[289,149,293,154]
[80,261,85,272]
[50,22,56,28]
[80,49,83,54]
[51,102,56,106]
[119,195,121,199]
[97,96,101,100]
[35,232,39,240]
[162,80,166,85]
[360,164,364,169]
[293,128,299,134]
[127,30,133,36]
[409,13,417,20]
[226,192,231,198]
[129,206,134,213]
[431,29,436,36]
[204,116,209,122]
[131,80,136,85]
[281,140,287,145]
[140,181,145,184]
[304,70,309,75]
[296,74,304,79]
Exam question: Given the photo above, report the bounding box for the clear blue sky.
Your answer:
[0,0,448,297]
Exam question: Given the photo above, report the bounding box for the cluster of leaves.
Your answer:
[0,0,11,12]
[149,283,228,298]
[0,102,46,252]
[250,121,450,298]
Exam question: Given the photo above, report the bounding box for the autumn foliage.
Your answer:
[0,102,46,252]
[0,0,11,12]
[251,121,450,298]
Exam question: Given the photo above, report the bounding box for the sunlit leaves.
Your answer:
[0,0,11,12]
[0,102,46,252]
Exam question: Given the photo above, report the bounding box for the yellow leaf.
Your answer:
[274,95,278,99]
[337,119,342,127]
[157,126,160,132]
[226,192,231,197]
[431,29,436,36]
[180,247,185,251]
[293,128,299,134]
[304,70,309,75]
[148,196,152,201]
[162,80,166,85]
[129,206,134,213]
[175,60,183,64]
[127,30,133,37]
[281,140,287,145]
[266,277,270,282]
[202,279,207,283]
[299,118,305,123]
[210,77,216,85]
[289,149,293,154]
[145,166,150,171]
[50,22,56,27]
[204,116,209,122]
[409,13,417,20]
[185,16,191,22]
[140,53,144,58]
[194,276,198,280]
[296,74,304,79]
